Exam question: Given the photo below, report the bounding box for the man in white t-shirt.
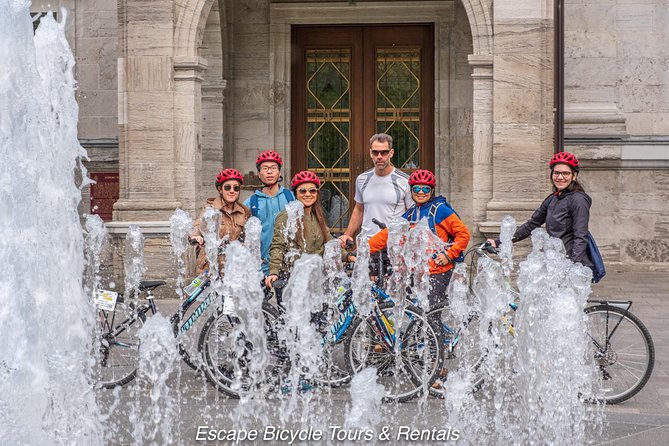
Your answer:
[338,133,412,248]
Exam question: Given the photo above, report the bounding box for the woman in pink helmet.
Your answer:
[488,151,593,270]
[264,171,332,289]
[189,168,251,274]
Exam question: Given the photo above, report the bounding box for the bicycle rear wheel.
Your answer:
[426,302,485,398]
[585,304,655,404]
[345,301,443,403]
[93,302,147,388]
[198,302,287,398]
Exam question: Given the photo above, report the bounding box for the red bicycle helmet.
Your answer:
[408,169,436,187]
[291,170,321,189]
[215,168,244,186]
[549,151,579,171]
[255,150,283,168]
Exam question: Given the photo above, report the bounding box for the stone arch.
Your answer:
[174,0,217,58]
[459,0,493,55]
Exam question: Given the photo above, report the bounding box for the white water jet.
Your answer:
[169,209,193,299]
[131,314,180,446]
[0,5,102,444]
[124,225,145,297]
[84,214,109,297]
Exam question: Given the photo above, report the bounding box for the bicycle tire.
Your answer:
[198,301,287,398]
[307,303,356,388]
[345,301,443,403]
[585,304,655,404]
[425,302,486,398]
[93,302,147,388]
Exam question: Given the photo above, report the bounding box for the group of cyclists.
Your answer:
[187,132,594,312]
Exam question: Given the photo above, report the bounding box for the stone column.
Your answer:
[113,0,181,221]
[480,0,556,237]
[174,56,207,214]
[469,54,494,231]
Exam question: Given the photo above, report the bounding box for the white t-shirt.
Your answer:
[354,167,413,236]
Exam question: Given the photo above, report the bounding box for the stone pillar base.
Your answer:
[112,199,183,221]
[105,220,196,299]
[478,199,539,238]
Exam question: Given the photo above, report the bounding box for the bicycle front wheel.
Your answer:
[93,302,147,388]
[345,302,443,403]
[198,302,287,398]
[585,304,655,404]
[426,302,485,398]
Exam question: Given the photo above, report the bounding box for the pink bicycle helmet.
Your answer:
[256,150,283,168]
[215,168,244,186]
[549,151,580,171]
[408,169,436,187]
[291,170,321,189]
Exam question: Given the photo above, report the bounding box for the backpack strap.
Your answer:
[282,188,294,203]
[429,200,465,263]
[249,194,259,217]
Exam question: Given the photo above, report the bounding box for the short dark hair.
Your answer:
[369,133,393,148]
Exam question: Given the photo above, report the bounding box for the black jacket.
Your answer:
[513,189,592,267]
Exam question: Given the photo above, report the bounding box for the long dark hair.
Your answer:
[295,190,330,244]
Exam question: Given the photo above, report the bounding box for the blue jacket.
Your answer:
[243,186,295,274]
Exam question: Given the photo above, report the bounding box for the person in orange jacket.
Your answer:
[368,169,470,311]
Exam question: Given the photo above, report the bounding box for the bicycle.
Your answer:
[424,242,655,404]
[93,275,228,389]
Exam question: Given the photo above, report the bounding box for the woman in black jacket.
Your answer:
[490,151,593,268]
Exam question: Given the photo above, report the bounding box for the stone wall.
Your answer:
[565,0,669,269]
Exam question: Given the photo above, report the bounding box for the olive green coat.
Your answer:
[268,210,332,276]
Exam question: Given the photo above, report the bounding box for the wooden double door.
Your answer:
[291,24,434,232]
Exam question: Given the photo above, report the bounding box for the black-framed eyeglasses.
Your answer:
[552,171,573,178]
[223,185,241,192]
[371,149,391,157]
[412,185,432,194]
[259,165,279,173]
[297,188,318,195]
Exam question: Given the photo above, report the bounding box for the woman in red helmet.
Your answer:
[189,168,251,274]
[264,171,332,288]
[488,151,593,269]
[368,169,470,309]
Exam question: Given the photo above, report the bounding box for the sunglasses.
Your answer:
[371,150,391,157]
[297,188,318,195]
[223,185,241,192]
[412,185,432,194]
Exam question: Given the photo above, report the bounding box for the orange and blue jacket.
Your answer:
[368,196,471,275]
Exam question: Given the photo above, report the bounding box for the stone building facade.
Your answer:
[31,0,669,280]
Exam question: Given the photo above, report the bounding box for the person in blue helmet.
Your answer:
[244,150,295,276]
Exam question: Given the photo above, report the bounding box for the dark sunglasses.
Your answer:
[223,185,241,192]
[297,188,318,195]
[371,149,391,157]
[412,185,432,194]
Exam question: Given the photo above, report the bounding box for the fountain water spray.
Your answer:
[169,209,193,299]
[131,314,180,445]
[0,5,102,444]
[84,214,109,297]
[124,225,145,298]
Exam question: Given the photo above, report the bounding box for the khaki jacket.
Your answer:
[268,210,332,277]
[190,198,251,274]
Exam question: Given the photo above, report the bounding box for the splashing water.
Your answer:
[169,209,193,298]
[84,214,109,297]
[0,5,102,444]
[199,207,221,280]
[124,225,145,297]
[344,368,384,433]
[131,314,180,446]
[244,216,263,269]
[351,232,372,316]
[498,215,516,277]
